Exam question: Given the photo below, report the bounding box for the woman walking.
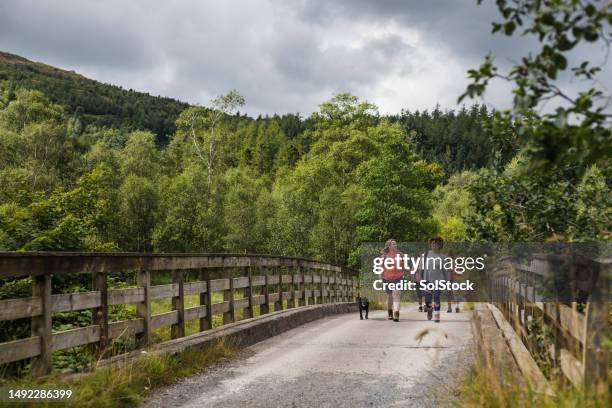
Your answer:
[381,239,404,322]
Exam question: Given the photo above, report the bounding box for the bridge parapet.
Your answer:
[490,254,610,395]
[0,252,359,376]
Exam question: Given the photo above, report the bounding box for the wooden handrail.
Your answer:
[0,252,359,278]
[0,252,359,376]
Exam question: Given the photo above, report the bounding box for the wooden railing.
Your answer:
[490,254,610,394]
[0,252,359,376]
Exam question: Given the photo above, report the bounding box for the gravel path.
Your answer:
[142,304,473,408]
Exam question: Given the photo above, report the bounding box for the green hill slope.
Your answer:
[0,51,188,144]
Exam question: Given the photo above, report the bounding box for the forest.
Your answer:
[0,72,608,264]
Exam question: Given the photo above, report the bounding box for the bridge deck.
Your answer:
[142,304,473,408]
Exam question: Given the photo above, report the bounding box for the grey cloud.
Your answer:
[0,0,609,115]
[272,34,414,88]
[0,0,155,69]
[291,0,527,60]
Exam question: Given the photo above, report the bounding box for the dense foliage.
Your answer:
[390,104,517,175]
[0,79,456,264]
[1,0,610,256]
[456,0,612,242]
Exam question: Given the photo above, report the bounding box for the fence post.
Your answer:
[261,271,270,315]
[224,269,234,324]
[288,268,295,309]
[319,270,324,304]
[92,271,109,356]
[325,272,331,303]
[346,273,351,302]
[136,269,152,347]
[309,268,316,305]
[333,273,338,302]
[200,269,212,331]
[244,266,253,319]
[583,300,609,395]
[171,270,185,339]
[298,266,306,307]
[582,261,609,395]
[316,269,320,304]
[276,267,283,311]
[31,274,52,376]
[325,271,335,303]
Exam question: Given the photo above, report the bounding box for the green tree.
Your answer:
[120,131,160,179]
[153,164,224,252]
[221,167,272,252]
[268,95,442,265]
[184,90,245,187]
[461,0,611,173]
[459,0,611,242]
[432,172,476,242]
[0,89,77,191]
[118,175,159,251]
[355,123,442,243]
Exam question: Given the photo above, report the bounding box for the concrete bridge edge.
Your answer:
[98,303,358,369]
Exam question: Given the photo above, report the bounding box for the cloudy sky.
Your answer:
[1,0,610,116]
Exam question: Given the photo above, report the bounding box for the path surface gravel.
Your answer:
[142,304,473,408]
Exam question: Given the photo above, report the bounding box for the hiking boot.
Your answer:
[418,305,423,312]
[393,311,399,322]
[447,306,452,313]
[455,307,460,313]
[387,309,393,320]
[434,319,440,323]
[426,306,433,320]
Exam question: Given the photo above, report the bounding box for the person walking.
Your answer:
[381,239,404,322]
[421,237,448,323]
[413,260,424,312]
[449,265,461,313]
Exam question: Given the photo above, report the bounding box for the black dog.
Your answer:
[358,296,369,320]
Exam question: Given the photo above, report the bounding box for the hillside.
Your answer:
[0,51,188,144]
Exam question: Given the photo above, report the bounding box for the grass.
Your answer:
[0,339,235,408]
[368,300,387,310]
[453,353,610,408]
[152,292,291,341]
[127,292,232,343]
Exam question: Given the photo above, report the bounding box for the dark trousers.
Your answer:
[424,290,442,311]
[359,304,369,319]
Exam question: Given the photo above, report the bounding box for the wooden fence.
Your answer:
[490,254,610,395]
[0,252,359,376]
